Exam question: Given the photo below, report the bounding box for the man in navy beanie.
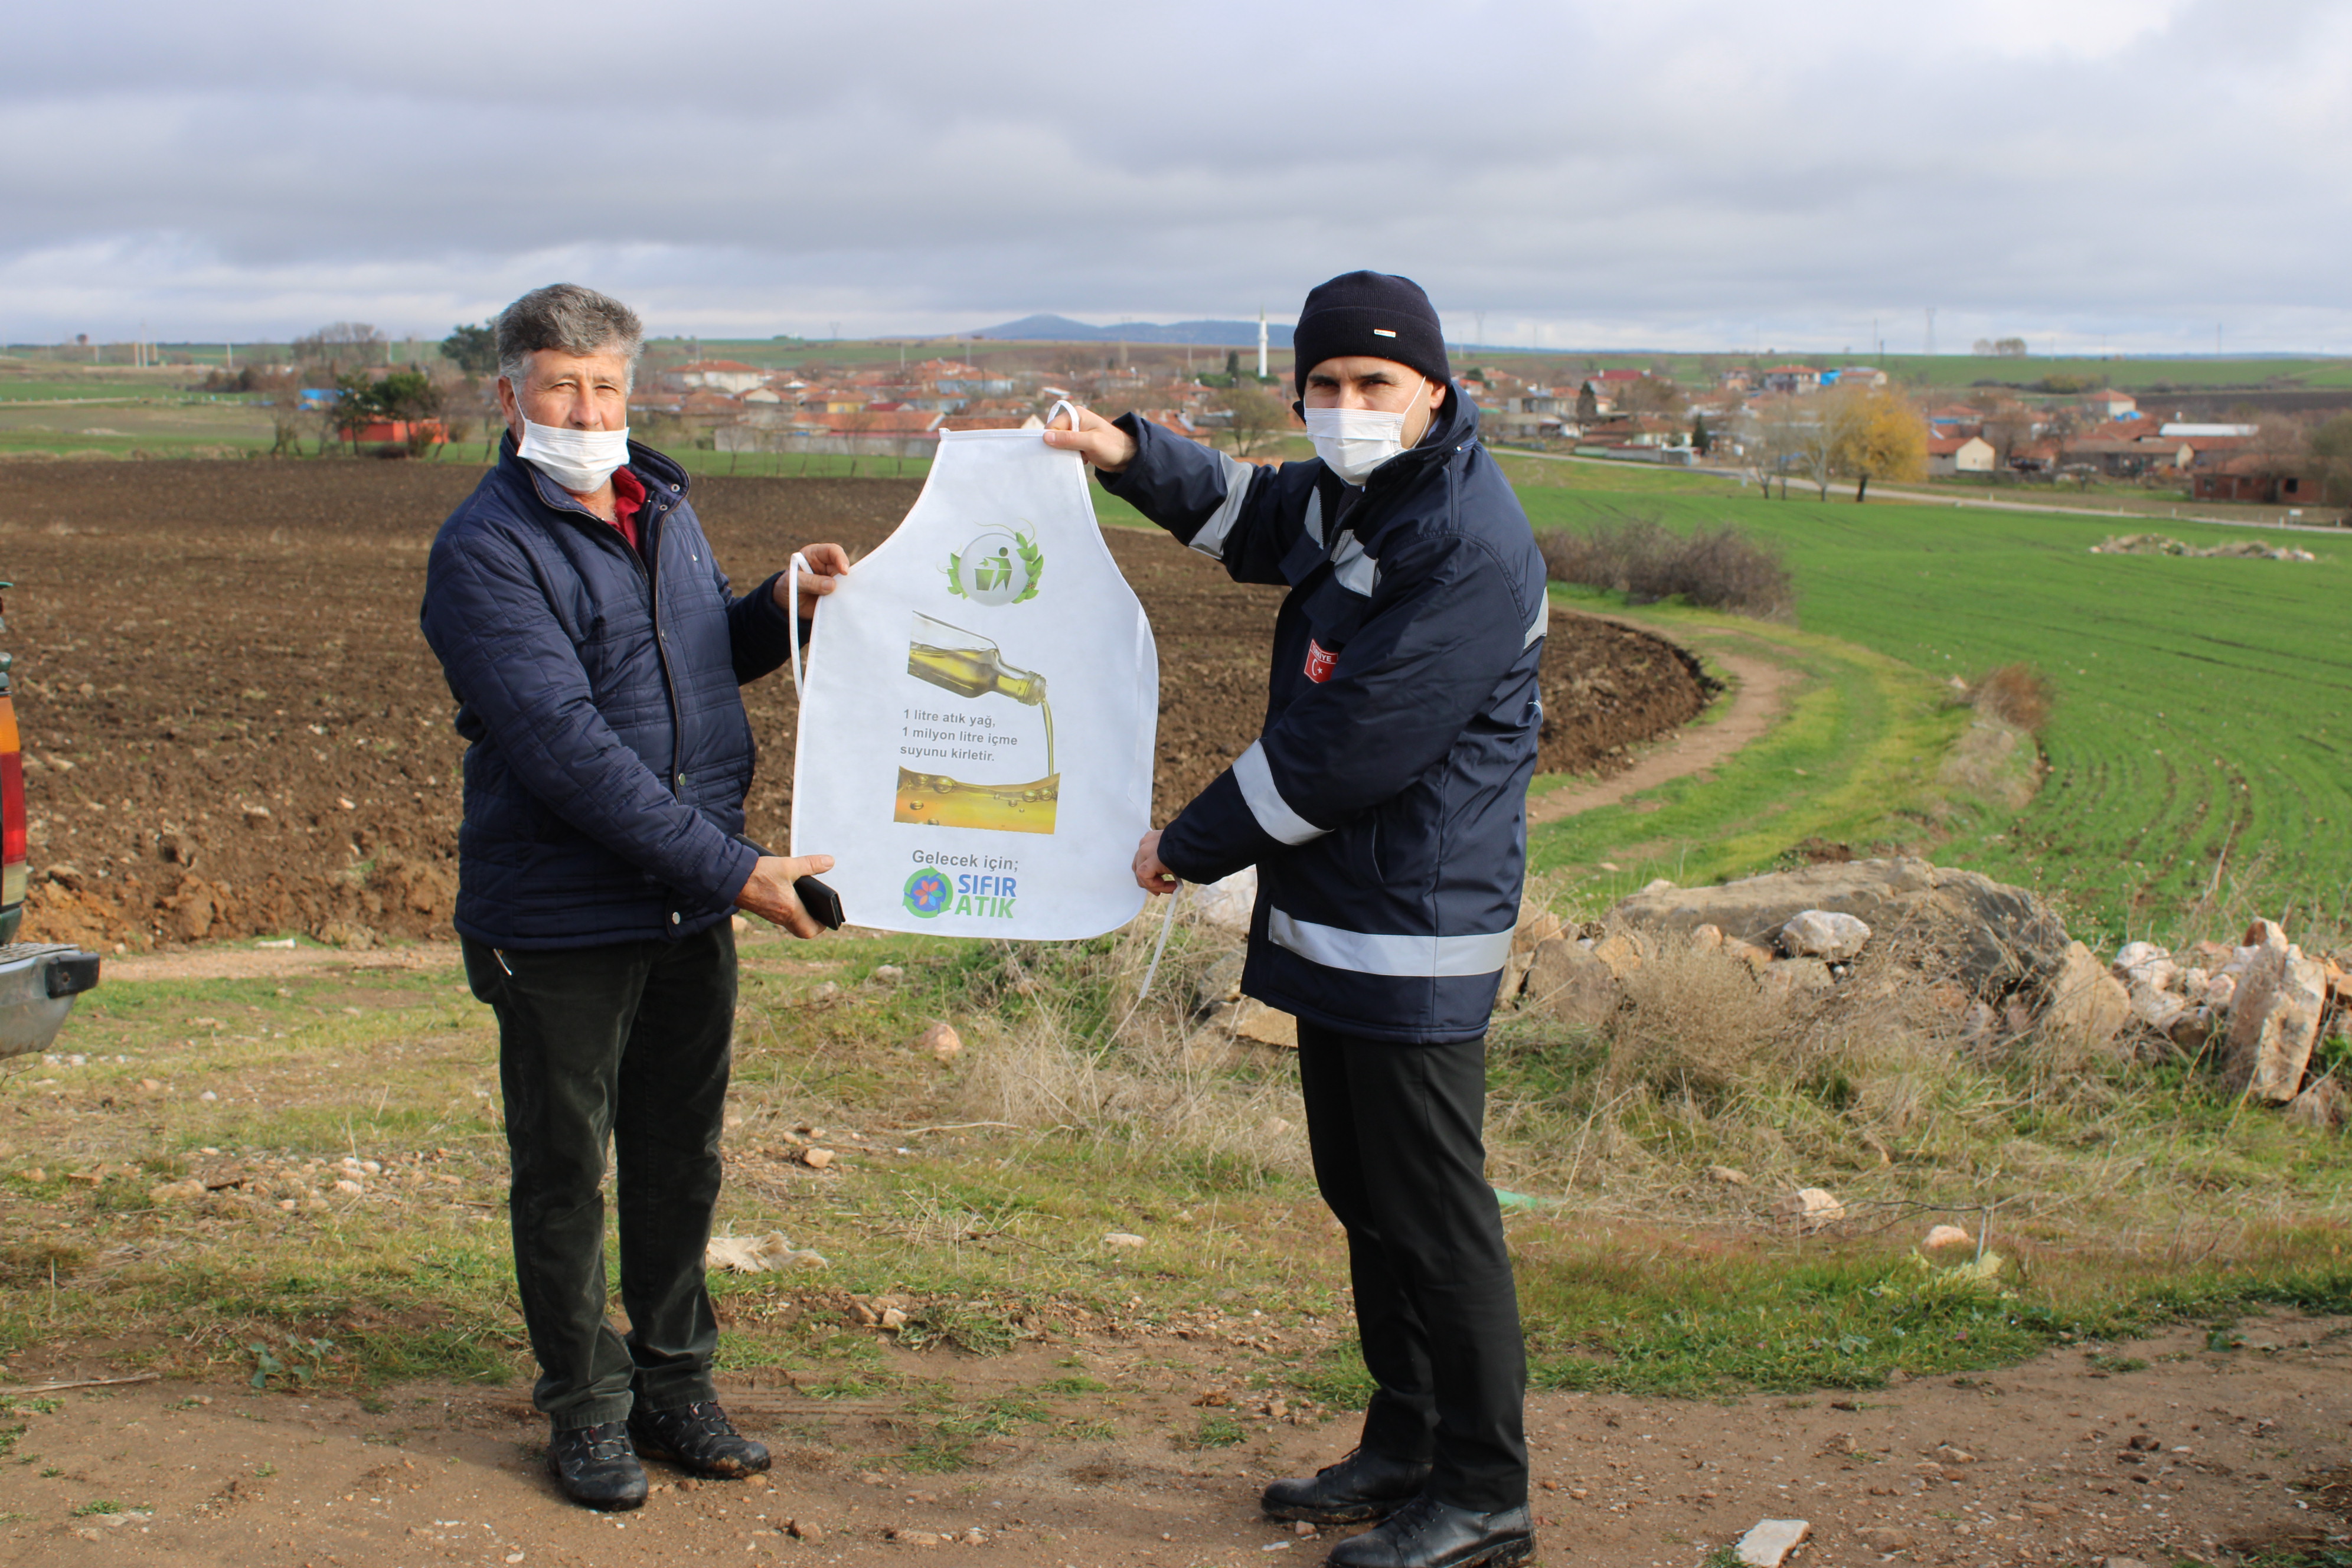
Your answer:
[1048,271,1543,1568]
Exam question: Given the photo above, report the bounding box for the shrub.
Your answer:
[1537,517,1795,620]
[1968,662,2052,734]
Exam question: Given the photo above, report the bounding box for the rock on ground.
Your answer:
[1524,938,1618,1028]
[1735,1518,1811,1567]
[2222,922,2327,1103]
[1228,999,1298,1049]
[2040,941,2132,1050]
[1779,910,1871,961]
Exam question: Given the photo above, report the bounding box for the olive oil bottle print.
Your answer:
[896,612,1059,834]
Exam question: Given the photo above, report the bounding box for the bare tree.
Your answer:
[1619,374,1687,417]
[2307,412,2352,507]
[1981,404,2037,479]
[1743,395,1808,498]
[1219,381,1293,459]
[2243,413,2311,485]
[293,322,386,379]
[261,370,306,458]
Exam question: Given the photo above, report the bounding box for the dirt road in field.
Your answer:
[1529,626,1793,826]
[3,1312,2347,1568]
[0,461,1710,953]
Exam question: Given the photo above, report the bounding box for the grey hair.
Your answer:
[494,283,643,394]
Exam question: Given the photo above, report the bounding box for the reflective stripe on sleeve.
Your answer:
[1187,450,1260,560]
[1266,909,1515,978]
[1331,530,1380,597]
[1232,740,1328,845]
[1524,596,1550,648]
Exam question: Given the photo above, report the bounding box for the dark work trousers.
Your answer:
[1295,1021,1528,1513]
[462,922,737,1431]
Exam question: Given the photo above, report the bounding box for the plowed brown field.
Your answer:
[0,461,1708,949]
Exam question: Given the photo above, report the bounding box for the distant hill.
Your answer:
[967,313,1295,348]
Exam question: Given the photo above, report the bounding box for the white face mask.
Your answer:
[1303,377,1426,485]
[516,412,631,494]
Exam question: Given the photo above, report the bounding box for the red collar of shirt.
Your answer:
[609,465,647,553]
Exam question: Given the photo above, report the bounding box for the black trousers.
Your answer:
[1296,1021,1528,1513]
[462,923,737,1430]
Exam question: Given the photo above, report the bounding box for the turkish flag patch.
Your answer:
[1304,639,1337,683]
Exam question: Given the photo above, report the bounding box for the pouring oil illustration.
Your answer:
[896,612,1059,834]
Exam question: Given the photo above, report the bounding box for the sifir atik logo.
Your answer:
[1303,639,1337,684]
[902,866,1017,920]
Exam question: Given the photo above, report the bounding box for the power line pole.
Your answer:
[1924,308,1936,358]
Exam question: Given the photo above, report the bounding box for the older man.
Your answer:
[1048,271,1544,1568]
[420,283,841,1512]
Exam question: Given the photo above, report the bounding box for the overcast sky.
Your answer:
[6,0,2347,354]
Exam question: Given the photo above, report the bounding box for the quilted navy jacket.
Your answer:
[419,438,798,949]
[1102,392,1548,1043]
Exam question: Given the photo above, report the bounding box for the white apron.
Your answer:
[789,425,1157,939]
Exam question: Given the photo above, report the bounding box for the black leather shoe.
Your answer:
[628,1399,771,1478]
[1325,1495,1535,1568]
[1262,1447,1433,1525]
[547,1420,648,1511]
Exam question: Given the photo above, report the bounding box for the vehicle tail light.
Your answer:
[0,696,23,907]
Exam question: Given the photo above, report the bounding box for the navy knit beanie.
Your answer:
[1291,271,1451,393]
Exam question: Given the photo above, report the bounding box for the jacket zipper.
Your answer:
[528,460,690,800]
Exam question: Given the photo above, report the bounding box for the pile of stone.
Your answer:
[1497,856,2350,1128]
[2089,533,2317,562]
[2093,922,2351,1124]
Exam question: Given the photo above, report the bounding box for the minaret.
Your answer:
[1256,308,1268,381]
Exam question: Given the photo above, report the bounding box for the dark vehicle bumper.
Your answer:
[0,942,102,1059]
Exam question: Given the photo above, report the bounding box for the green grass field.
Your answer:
[1517,486,2352,946]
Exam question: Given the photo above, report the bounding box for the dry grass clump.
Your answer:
[1966,662,2053,734]
[1537,516,1795,620]
[952,916,1308,1181]
[1490,925,2056,1207]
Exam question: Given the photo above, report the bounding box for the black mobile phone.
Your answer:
[794,875,845,930]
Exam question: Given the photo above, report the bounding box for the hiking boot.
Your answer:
[628,1399,771,1479]
[1324,1495,1535,1568]
[1261,1446,1432,1525]
[547,1420,648,1511]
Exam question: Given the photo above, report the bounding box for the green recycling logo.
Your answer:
[945,526,1043,606]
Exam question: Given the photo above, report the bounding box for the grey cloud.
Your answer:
[2,0,2347,349]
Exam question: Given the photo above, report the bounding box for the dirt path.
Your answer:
[101,942,468,985]
[4,1311,2346,1567]
[1530,625,1794,825]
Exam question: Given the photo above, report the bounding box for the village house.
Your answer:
[1760,365,1821,396]
[669,360,768,394]
[2192,458,2326,506]
[1925,434,1996,476]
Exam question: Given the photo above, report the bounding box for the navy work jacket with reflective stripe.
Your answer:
[1102,392,1548,1044]
[419,437,798,950]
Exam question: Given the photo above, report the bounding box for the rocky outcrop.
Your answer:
[1612,857,2069,994]
[1481,861,2349,1130]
